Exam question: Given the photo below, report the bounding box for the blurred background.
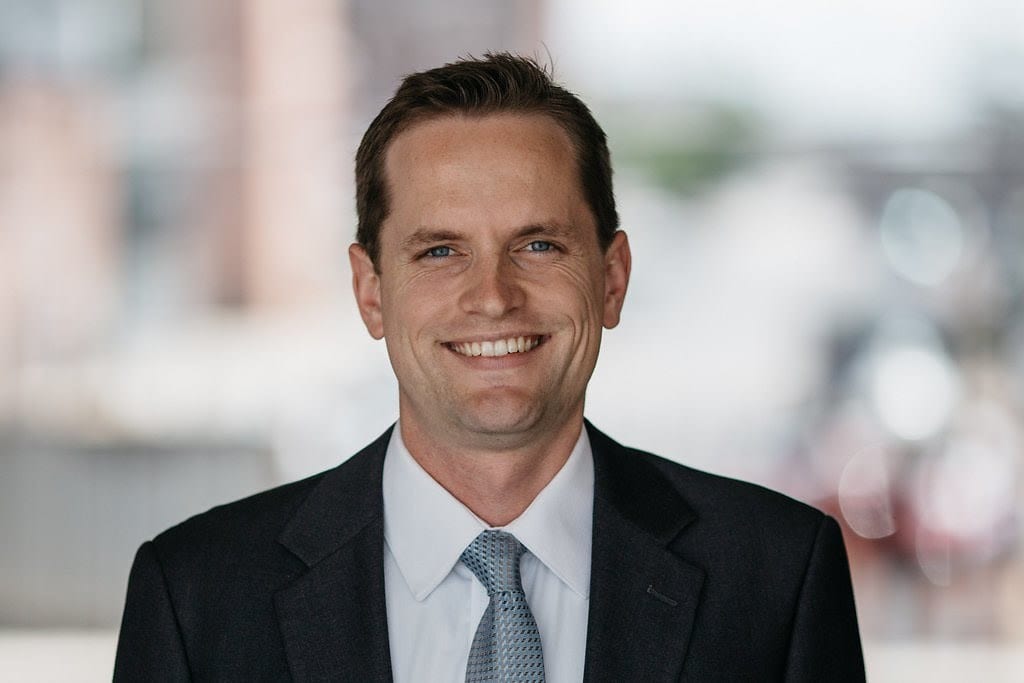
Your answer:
[2,0,1023,679]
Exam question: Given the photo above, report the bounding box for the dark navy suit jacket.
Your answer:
[114,422,866,681]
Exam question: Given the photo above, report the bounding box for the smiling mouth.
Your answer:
[445,335,544,358]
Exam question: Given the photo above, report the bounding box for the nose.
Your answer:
[459,254,525,318]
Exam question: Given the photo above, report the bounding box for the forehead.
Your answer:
[380,113,589,241]
[387,110,575,159]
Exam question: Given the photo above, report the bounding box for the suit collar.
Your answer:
[274,426,394,682]
[278,427,392,566]
[584,421,705,682]
[587,420,697,541]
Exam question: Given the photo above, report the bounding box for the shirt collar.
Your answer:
[382,423,594,601]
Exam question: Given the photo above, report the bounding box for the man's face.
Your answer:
[350,113,630,449]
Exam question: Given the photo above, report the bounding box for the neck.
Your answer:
[399,415,584,527]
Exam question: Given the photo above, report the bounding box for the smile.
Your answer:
[446,335,544,358]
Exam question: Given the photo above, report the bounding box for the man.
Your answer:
[115,53,865,681]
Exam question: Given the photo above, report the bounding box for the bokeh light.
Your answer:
[879,188,965,287]
[838,444,898,539]
[862,316,961,441]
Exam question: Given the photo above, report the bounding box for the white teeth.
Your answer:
[452,336,541,357]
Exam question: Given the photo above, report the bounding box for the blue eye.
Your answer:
[425,246,453,258]
[526,241,553,252]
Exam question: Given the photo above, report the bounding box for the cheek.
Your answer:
[382,274,443,329]
[544,261,605,316]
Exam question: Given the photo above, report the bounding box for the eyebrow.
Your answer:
[515,222,574,240]
[400,229,463,251]
[400,222,575,251]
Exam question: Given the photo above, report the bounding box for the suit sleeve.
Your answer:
[114,541,192,682]
[783,515,866,682]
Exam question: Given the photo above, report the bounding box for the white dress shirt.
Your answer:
[382,424,594,683]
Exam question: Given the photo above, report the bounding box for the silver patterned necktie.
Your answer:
[461,530,546,682]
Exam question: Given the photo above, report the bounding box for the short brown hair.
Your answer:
[355,52,618,267]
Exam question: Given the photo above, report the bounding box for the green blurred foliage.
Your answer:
[608,103,761,196]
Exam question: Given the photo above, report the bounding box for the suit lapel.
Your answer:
[583,423,705,683]
[274,428,394,682]
[269,422,705,681]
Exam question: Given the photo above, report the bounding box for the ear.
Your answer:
[349,243,385,340]
[602,230,631,329]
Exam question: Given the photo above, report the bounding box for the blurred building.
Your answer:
[1,0,542,627]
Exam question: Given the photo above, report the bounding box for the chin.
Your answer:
[455,396,542,438]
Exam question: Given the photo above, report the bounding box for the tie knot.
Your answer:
[460,530,526,595]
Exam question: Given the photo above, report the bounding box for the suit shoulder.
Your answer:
[151,470,324,563]
[150,428,392,564]
[613,444,840,600]
[587,423,827,545]
[644,447,822,523]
